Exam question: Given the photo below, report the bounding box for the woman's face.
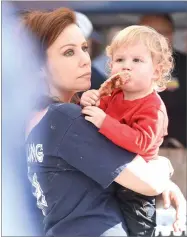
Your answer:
[46,24,91,94]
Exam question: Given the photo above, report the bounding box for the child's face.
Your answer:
[110,41,158,94]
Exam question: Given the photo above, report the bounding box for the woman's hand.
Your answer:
[162,181,186,232]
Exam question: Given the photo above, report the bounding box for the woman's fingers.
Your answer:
[162,189,171,209]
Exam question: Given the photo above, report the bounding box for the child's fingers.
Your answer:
[90,94,99,102]
[82,97,96,106]
[89,98,97,105]
[82,108,95,117]
[82,101,92,107]
[91,90,100,97]
[84,91,99,103]
[95,100,100,107]
[80,97,92,106]
[84,116,93,123]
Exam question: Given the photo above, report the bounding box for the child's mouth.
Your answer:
[120,71,131,84]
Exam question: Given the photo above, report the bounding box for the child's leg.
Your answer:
[116,187,156,236]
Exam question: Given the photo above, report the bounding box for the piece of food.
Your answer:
[99,71,131,97]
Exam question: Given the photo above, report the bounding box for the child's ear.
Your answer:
[153,65,161,81]
[109,60,113,69]
[107,59,113,74]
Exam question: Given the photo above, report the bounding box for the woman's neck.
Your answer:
[50,87,75,103]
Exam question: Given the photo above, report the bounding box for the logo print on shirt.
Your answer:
[32,173,48,216]
[27,143,44,163]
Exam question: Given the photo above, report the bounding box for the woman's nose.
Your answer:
[79,52,91,67]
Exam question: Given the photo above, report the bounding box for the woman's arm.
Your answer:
[161,181,186,232]
[115,155,173,196]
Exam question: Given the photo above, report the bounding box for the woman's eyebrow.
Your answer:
[60,44,76,49]
[60,42,87,49]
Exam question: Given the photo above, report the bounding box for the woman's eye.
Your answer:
[82,46,89,52]
[64,49,74,57]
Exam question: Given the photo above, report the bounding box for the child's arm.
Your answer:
[82,105,168,155]
[80,90,100,107]
[99,96,112,111]
[80,89,112,111]
[99,106,168,155]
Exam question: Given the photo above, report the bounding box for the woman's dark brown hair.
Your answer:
[22,8,76,56]
[21,8,80,108]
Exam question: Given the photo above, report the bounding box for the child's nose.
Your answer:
[122,61,132,71]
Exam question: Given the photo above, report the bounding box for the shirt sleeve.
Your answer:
[99,89,121,111]
[99,106,168,155]
[99,95,111,112]
[56,115,135,188]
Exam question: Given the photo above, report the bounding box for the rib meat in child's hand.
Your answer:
[98,71,131,97]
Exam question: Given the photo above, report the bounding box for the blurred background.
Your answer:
[2,1,187,236]
[13,1,187,56]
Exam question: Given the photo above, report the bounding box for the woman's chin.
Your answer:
[77,81,91,92]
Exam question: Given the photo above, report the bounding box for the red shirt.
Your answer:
[99,89,168,161]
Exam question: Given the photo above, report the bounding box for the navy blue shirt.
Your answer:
[91,66,106,90]
[26,103,135,236]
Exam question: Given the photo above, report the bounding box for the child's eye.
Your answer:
[116,58,123,62]
[133,58,142,62]
[64,49,74,57]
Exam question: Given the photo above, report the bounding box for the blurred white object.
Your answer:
[156,198,187,236]
[75,11,93,39]
[2,2,44,236]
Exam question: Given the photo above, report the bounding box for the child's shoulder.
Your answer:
[146,91,167,112]
[101,88,122,100]
[111,88,122,97]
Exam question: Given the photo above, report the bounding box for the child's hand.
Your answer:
[80,90,100,107]
[82,106,106,128]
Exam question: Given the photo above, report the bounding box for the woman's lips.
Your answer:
[78,72,91,78]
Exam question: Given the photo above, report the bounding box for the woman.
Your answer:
[23,8,185,236]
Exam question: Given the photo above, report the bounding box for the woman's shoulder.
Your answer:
[26,103,82,141]
[50,103,82,119]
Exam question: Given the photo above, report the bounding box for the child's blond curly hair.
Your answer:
[106,25,174,91]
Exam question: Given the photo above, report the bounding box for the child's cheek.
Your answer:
[110,66,119,75]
